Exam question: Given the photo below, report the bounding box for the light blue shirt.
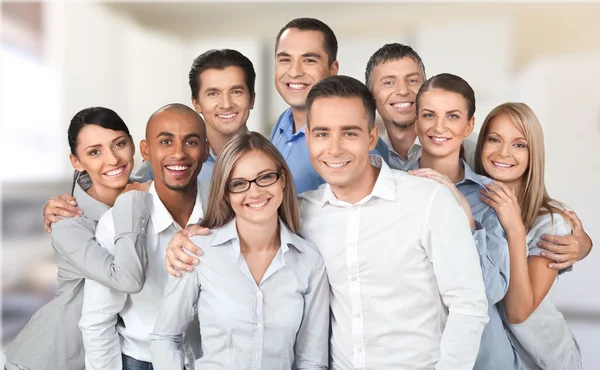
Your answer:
[150,218,330,370]
[130,147,216,184]
[270,108,390,194]
[408,159,519,370]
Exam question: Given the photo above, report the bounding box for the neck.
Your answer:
[385,122,417,159]
[290,106,307,134]
[237,214,280,253]
[154,180,198,228]
[87,184,124,207]
[206,126,244,156]
[420,151,464,184]
[331,163,380,204]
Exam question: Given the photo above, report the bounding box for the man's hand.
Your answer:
[43,194,82,233]
[122,180,152,194]
[538,210,593,270]
[165,224,210,277]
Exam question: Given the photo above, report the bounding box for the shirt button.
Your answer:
[254,353,261,360]
[256,322,262,328]
[351,276,357,281]
[357,348,363,353]
[354,313,361,318]
[287,142,293,146]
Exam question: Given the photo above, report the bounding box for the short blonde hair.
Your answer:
[474,102,565,231]
[200,132,300,233]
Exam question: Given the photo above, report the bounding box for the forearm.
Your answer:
[436,310,489,370]
[581,232,593,259]
[150,335,184,370]
[503,230,536,323]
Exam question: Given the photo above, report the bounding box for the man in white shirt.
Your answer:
[298,75,489,370]
[79,103,210,370]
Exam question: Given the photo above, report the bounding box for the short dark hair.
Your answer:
[365,43,426,90]
[306,75,376,130]
[189,49,256,100]
[275,18,338,67]
[416,73,476,120]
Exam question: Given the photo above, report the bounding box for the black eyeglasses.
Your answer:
[227,172,281,193]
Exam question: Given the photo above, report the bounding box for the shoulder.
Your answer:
[288,232,324,271]
[298,185,327,209]
[529,206,572,239]
[392,169,445,195]
[51,214,95,238]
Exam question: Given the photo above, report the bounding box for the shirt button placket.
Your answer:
[251,289,264,370]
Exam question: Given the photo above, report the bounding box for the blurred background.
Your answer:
[2,0,599,367]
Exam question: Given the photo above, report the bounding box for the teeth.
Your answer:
[166,165,189,171]
[325,161,349,168]
[392,102,412,108]
[431,137,449,143]
[492,161,514,168]
[247,199,268,208]
[288,83,307,90]
[218,113,236,119]
[105,167,124,176]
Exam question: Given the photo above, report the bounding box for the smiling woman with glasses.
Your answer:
[150,132,330,369]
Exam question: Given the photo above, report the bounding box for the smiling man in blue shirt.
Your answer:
[271,18,389,193]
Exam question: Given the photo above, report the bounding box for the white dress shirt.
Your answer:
[298,156,489,370]
[79,182,208,370]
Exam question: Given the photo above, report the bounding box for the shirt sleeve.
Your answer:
[473,209,510,305]
[51,191,152,293]
[528,212,573,274]
[422,185,489,370]
[150,267,200,370]
[294,251,330,370]
[130,160,155,182]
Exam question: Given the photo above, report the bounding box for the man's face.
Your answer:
[141,110,208,191]
[306,96,378,191]
[371,57,424,130]
[275,28,339,110]
[192,66,254,138]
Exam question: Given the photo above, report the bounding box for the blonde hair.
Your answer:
[474,102,565,231]
[200,132,300,233]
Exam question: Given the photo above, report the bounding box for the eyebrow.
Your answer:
[230,168,277,181]
[488,131,526,141]
[204,84,246,93]
[379,72,421,81]
[276,51,323,60]
[421,108,464,114]
[84,135,127,151]
[311,125,364,132]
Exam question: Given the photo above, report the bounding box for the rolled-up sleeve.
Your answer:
[151,269,200,370]
[423,186,489,370]
[294,252,330,369]
[51,190,151,293]
[473,209,510,305]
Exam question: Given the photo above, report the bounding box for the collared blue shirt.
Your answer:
[130,147,217,184]
[409,159,520,370]
[270,108,390,194]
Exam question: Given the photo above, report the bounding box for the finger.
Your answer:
[539,251,573,263]
[178,241,202,261]
[57,194,78,206]
[44,222,52,233]
[547,260,575,271]
[564,210,584,231]
[540,234,571,246]
[481,188,503,204]
[165,260,182,278]
[186,225,210,237]
[47,207,82,218]
[47,201,82,216]
[166,249,195,272]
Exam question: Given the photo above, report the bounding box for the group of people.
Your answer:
[5,17,594,370]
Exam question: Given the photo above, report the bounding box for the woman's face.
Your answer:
[480,113,529,184]
[70,125,134,191]
[227,149,285,227]
[415,88,474,160]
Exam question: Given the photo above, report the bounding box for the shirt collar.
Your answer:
[209,217,304,253]
[277,108,307,138]
[457,159,492,188]
[320,155,396,207]
[150,181,205,234]
[380,125,422,159]
[72,173,110,222]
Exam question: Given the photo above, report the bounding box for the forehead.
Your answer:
[373,57,423,80]
[76,125,125,145]
[488,114,524,138]
[199,66,248,90]
[147,111,203,137]
[231,149,278,178]
[310,96,369,128]
[276,28,327,55]
[419,88,468,111]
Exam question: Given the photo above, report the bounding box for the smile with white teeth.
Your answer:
[491,161,514,168]
[104,167,125,176]
[166,165,189,171]
[247,199,269,208]
[217,113,237,119]
[392,102,412,109]
[325,161,350,169]
[429,136,450,144]
[287,83,308,90]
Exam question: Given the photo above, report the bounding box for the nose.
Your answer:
[498,142,511,157]
[106,149,119,166]
[171,140,186,160]
[289,59,304,78]
[432,117,447,134]
[327,135,343,156]
[247,181,264,198]
[220,92,232,109]
[395,80,409,96]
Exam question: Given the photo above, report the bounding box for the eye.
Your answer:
[383,80,393,86]
[304,58,317,64]
[160,139,172,145]
[315,132,328,138]
[232,90,244,96]
[207,91,218,97]
[115,140,127,148]
[422,113,434,119]
[448,114,459,119]
[487,137,500,143]
[89,149,100,156]
[228,180,249,192]
[343,131,358,137]
[278,57,291,63]
[514,143,527,149]
[186,140,199,146]
[408,78,419,84]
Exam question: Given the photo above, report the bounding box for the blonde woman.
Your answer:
[475,102,583,370]
[150,132,329,370]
